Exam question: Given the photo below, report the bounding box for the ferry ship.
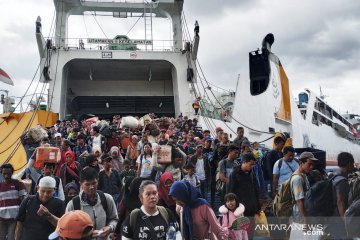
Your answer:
[1,0,359,172]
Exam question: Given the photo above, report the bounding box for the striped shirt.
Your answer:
[0,180,27,221]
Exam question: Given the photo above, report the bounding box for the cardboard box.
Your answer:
[155,145,172,164]
[35,146,60,169]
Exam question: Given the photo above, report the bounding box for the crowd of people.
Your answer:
[0,113,359,240]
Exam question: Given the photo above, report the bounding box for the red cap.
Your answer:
[49,211,93,239]
[215,127,223,132]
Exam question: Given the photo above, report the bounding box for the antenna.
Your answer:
[319,86,328,100]
[235,74,240,93]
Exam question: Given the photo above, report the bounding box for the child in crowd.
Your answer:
[254,199,271,239]
[252,141,263,160]
[183,162,200,190]
[219,193,248,240]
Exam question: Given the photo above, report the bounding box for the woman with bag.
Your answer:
[169,180,228,240]
[126,135,139,168]
[59,150,81,186]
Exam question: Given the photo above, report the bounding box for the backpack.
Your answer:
[277,158,298,173]
[72,190,108,218]
[129,206,169,232]
[348,171,360,204]
[304,175,343,217]
[344,198,360,238]
[272,174,299,217]
[215,160,226,192]
[260,151,269,178]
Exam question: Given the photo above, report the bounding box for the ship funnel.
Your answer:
[262,33,274,52]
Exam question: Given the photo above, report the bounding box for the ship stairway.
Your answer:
[144,1,153,51]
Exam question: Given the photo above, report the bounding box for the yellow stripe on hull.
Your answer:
[0,110,58,173]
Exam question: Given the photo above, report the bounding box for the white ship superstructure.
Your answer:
[37,0,197,119]
[198,34,360,163]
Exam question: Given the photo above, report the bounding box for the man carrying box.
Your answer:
[26,149,65,201]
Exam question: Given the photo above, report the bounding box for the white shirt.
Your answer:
[92,135,102,149]
[136,154,154,178]
[196,158,206,181]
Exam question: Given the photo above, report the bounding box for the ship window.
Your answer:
[298,92,309,105]
[312,112,319,126]
[249,51,270,95]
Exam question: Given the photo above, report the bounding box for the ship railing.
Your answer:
[50,37,183,52]
[79,0,155,3]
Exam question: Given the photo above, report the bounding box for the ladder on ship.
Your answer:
[144,1,153,51]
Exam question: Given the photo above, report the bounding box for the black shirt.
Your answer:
[264,150,283,181]
[227,166,260,217]
[98,169,122,196]
[16,195,65,240]
[122,207,178,240]
[158,139,168,145]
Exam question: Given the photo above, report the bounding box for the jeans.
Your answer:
[0,221,16,240]
[199,180,207,199]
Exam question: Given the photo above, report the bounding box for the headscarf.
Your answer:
[109,146,123,161]
[123,177,143,211]
[109,146,123,170]
[92,145,102,159]
[169,180,209,240]
[158,172,175,207]
[64,181,80,205]
[64,181,79,195]
[64,150,76,169]
[64,150,79,182]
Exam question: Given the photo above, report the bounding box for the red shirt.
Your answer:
[0,180,27,222]
[106,137,120,152]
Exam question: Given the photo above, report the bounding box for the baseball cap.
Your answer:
[215,127,223,133]
[299,152,318,161]
[101,153,112,162]
[195,143,203,149]
[54,133,62,138]
[241,140,251,148]
[205,136,213,142]
[48,210,93,240]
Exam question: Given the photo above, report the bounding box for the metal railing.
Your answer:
[80,0,158,4]
[50,37,182,52]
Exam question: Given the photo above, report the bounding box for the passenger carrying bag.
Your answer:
[348,171,360,204]
[272,174,299,217]
[304,175,343,216]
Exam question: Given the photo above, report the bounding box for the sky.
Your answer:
[0,0,359,114]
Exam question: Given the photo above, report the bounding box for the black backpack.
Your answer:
[72,190,108,218]
[304,175,343,216]
[260,151,269,178]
